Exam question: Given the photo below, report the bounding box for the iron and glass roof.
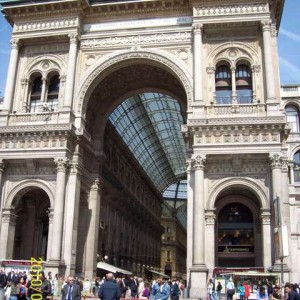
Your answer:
[109,92,187,193]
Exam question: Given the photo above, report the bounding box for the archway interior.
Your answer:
[217,202,255,267]
[14,188,50,260]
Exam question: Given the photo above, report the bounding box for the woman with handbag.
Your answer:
[226,279,235,300]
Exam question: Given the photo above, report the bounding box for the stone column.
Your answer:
[206,67,216,104]
[261,21,276,101]
[205,210,216,273]
[21,79,30,113]
[46,209,54,261]
[40,78,48,110]
[186,160,194,271]
[64,33,79,109]
[251,65,260,103]
[48,157,68,264]
[261,211,272,269]
[231,67,237,104]
[193,23,203,103]
[63,161,82,275]
[0,208,17,259]
[0,159,6,234]
[84,179,101,278]
[3,38,20,112]
[189,154,207,299]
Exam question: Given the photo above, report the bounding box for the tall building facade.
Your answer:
[0,0,297,298]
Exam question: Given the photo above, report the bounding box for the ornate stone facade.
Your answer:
[0,0,294,298]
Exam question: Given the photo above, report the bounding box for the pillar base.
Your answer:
[45,260,66,276]
[188,265,208,300]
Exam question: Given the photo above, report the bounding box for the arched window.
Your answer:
[285,105,300,132]
[236,64,252,104]
[215,64,232,104]
[46,74,60,111]
[293,151,300,182]
[29,75,42,113]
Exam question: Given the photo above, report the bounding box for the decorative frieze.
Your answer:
[14,18,78,33]
[81,32,191,49]
[194,3,268,17]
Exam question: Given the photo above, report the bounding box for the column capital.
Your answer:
[91,178,102,191]
[193,23,203,34]
[186,160,192,172]
[269,153,288,170]
[70,162,83,175]
[205,211,216,225]
[10,38,21,50]
[261,20,272,32]
[54,157,69,172]
[68,32,79,44]
[0,159,6,173]
[192,154,206,170]
[2,208,17,224]
[47,208,54,224]
[206,67,215,74]
[261,213,271,225]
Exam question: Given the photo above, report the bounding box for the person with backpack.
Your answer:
[170,280,180,300]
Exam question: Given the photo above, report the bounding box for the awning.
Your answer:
[145,269,170,278]
[96,262,132,275]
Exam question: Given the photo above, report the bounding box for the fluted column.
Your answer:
[64,33,79,109]
[49,157,68,263]
[261,21,276,101]
[85,179,101,278]
[261,211,272,269]
[0,208,17,259]
[63,161,82,275]
[192,154,206,265]
[193,23,203,103]
[3,38,20,112]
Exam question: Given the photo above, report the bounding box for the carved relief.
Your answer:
[81,32,191,49]
[14,18,78,32]
[194,3,268,17]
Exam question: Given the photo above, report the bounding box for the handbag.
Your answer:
[227,289,235,295]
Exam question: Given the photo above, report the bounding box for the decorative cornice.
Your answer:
[14,17,79,33]
[81,32,191,49]
[194,3,268,17]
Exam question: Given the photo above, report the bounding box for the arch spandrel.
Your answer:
[75,48,193,117]
[207,177,269,210]
[5,179,55,209]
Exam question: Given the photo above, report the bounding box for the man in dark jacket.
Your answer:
[61,275,81,300]
[98,273,121,300]
[285,284,300,300]
[0,270,7,300]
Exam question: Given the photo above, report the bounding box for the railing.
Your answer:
[8,111,60,125]
[206,103,266,115]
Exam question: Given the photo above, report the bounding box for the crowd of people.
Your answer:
[0,269,185,300]
[207,278,300,300]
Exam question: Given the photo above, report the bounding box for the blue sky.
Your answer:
[0,0,299,97]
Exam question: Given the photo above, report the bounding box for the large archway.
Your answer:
[76,56,189,277]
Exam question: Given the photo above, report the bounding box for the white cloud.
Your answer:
[280,28,300,43]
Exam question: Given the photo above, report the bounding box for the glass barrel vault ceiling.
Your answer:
[109,92,187,193]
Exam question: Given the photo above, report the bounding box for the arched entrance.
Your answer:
[75,52,190,278]
[215,193,263,268]
[13,188,50,260]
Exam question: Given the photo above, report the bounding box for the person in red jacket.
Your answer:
[244,281,251,300]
